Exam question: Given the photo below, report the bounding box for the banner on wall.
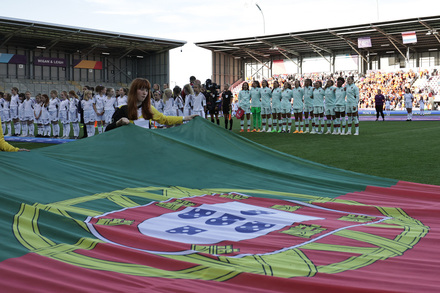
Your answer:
[73,59,103,70]
[0,53,27,64]
[34,57,66,67]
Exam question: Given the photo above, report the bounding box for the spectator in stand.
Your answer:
[403,88,414,121]
[374,89,385,121]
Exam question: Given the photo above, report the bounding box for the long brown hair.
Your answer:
[127,78,153,120]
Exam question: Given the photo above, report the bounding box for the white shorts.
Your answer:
[325,106,335,116]
[292,108,303,114]
[59,110,69,124]
[49,110,58,122]
[346,104,358,114]
[261,106,271,115]
[95,113,103,121]
[69,110,79,123]
[313,106,324,114]
[335,105,346,113]
[280,108,291,114]
[192,110,205,118]
[3,110,11,122]
[103,109,115,124]
[405,103,413,109]
[10,107,18,119]
[83,110,96,123]
[23,115,34,122]
[271,106,281,114]
[183,107,192,116]
[304,105,314,113]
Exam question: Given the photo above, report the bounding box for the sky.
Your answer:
[2,0,440,87]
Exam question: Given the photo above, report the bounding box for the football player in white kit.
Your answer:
[291,80,304,133]
[280,82,293,133]
[303,79,314,133]
[260,80,272,132]
[323,80,337,134]
[270,80,282,132]
[238,82,251,132]
[311,81,325,134]
[403,88,414,121]
[334,77,347,135]
[344,76,360,135]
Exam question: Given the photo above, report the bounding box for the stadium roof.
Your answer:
[0,16,186,58]
[195,15,440,62]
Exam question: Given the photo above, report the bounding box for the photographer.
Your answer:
[204,79,220,125]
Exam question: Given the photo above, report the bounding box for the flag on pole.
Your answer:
[402,31,417,44]
[357,37,372,48]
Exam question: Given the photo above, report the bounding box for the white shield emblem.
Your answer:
[138,201,323,244]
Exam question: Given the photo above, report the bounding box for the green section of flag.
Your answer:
[0,117,396,261]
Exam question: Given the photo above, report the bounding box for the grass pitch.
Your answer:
[9,118,440,186]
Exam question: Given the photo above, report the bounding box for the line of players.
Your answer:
[0,86,128,139]
[237,76,360,135]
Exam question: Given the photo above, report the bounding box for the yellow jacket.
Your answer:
[151,106,183,125]
[0,117,18,152]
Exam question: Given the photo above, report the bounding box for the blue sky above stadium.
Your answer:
[2,0,440,86]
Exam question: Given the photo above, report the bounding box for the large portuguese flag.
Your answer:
[0,117,439,292]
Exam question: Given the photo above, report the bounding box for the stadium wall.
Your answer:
[0,46,170,94]
[211,51,245,87]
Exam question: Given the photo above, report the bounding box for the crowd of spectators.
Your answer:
[235,68,439,110]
